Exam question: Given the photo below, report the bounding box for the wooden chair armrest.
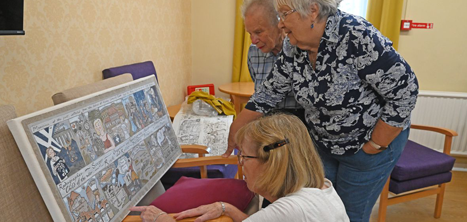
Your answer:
[173,156,238,168]
[180,144,209,156]
[410,124,458,137]
[123,214,233,222]
[410,124,458,155]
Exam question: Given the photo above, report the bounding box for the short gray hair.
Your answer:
[241,0,279,26]
[274,0,341,21]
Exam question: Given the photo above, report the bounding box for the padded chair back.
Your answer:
[0,105,52,221]
[102,61,158,82]
[52,73,133,105]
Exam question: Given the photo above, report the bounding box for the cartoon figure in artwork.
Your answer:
[149,134,165,169]
[67,191,91,222]
[86,184,112,222]
[85,138,98,161]
[116,155,142,198]
[119,116,131,139]
[94,118,116,153]
[46,147,69,182]
[127,96,145,132]
[65,138,80,163]
[147,87,164,117]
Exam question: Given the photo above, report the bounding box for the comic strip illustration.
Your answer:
[129,142,158,184]
[154,123,180,160]
[146,86,166,119]
[115,153,143,200]
[144,134,165,169]
[172,111,234,157]
[63,177,116,222]
[11,78,183,222]
[34,121,86,184]
[97,167,130,212]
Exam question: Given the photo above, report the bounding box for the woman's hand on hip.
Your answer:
[361,142,384,155]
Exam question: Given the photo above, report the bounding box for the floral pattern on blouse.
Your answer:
[245,10,419,155]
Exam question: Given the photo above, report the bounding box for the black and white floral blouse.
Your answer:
[245,10,419,155]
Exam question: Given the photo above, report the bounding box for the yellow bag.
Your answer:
[187,91,236,118]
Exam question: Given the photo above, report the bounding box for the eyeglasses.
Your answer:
[237,138,290,165]
[237,150,258,166]
[277,9,296,21]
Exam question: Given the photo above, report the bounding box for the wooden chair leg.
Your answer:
[378,177,391,222]
[434,183,446,218]
[200,166,208,178]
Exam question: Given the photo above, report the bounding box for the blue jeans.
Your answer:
[317,128,409,222]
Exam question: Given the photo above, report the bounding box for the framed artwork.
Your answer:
[7,76,181,222]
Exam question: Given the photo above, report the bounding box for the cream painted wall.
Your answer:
[0,0,192,116]
[398,0,467,92]
[191,0,236,97]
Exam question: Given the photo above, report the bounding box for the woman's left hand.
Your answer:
[173,202,224,222]
[361,142,384,155]
[129,206,172,222]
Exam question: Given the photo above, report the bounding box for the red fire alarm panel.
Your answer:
[187,84,215,96]
[401,20,412,31]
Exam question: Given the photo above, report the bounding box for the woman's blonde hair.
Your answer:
[235,113,324,198]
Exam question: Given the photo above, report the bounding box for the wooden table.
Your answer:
[167,103,182,121]
[218,82,255,114]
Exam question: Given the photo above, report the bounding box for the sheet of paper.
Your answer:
[172,103,234,157]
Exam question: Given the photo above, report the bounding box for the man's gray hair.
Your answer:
[241,0,279,26]
[274,0,342,21]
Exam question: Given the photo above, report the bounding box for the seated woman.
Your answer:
[131,114,349,222]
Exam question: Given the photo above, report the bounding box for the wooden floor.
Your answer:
[370,171,467,222]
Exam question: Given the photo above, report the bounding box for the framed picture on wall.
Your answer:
[7,76,181,222]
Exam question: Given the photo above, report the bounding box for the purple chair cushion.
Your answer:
[390,171,452,194]
[391,140,455,181]
[160,164,238,190]
[102,61,158,81]
[151,176,255,213]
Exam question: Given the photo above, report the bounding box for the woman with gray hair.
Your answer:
[224,0,419,221]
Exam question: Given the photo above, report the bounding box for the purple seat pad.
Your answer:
[102,61,158,81]
[391,140,455,181]
[389,171,452,194]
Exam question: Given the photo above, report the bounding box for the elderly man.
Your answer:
[242,0,305,124]
[241,0,305,208]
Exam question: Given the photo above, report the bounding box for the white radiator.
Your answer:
[409,90,467,155]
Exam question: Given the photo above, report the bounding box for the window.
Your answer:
[338,0,368,18]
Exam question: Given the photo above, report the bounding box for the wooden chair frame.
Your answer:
[378,124,458,222]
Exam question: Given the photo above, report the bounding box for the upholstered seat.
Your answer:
[389,140,455,194]
[378,124,458,222]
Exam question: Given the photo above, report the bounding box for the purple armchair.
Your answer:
[378,124,457,222]
[103,61,158,82]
